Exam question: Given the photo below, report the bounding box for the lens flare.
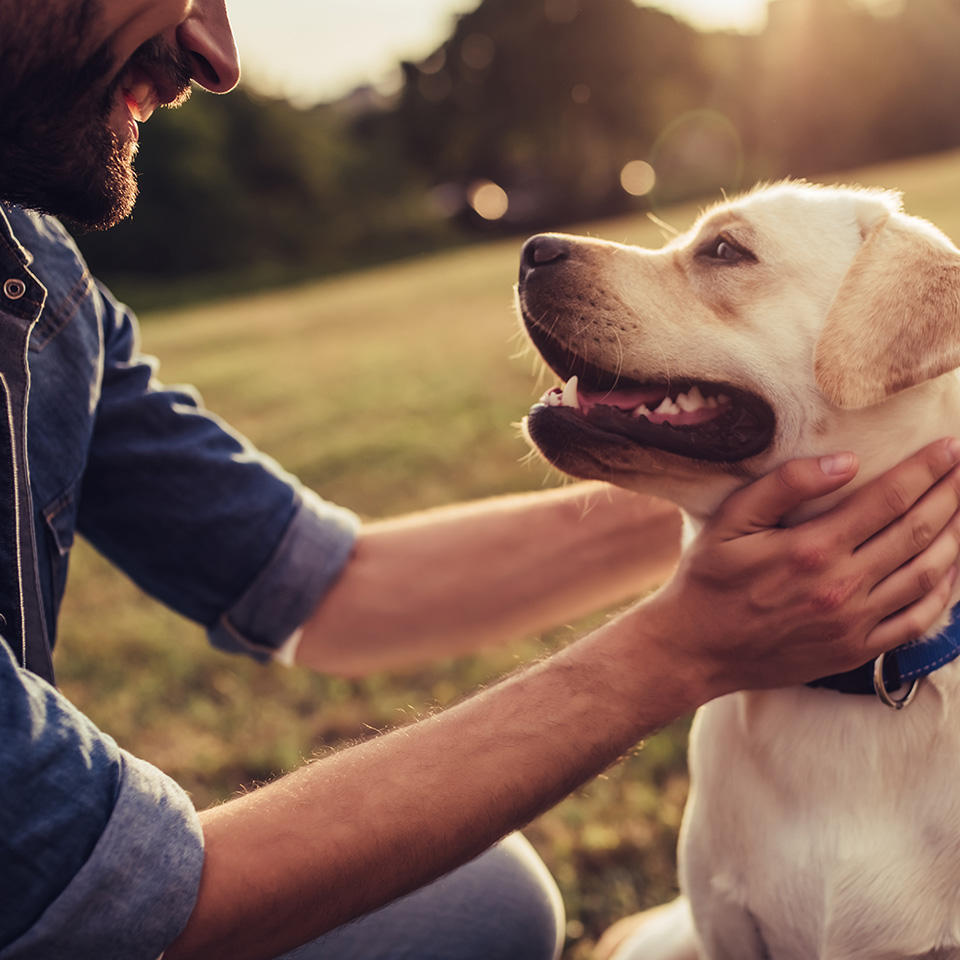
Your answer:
[468,180,509,220]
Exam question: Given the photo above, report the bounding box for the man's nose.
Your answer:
[177,0,240,93]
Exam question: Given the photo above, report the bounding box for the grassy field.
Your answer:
[53,150,960,957]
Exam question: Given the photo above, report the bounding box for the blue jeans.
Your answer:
[277,834,565,960]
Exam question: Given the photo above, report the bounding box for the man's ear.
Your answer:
[814,213,960,409]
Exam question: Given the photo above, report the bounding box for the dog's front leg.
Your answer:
[681,798,771,960]
[690,901,770,960]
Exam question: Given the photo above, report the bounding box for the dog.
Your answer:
[516,181,960,960]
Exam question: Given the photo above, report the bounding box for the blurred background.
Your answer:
[54,1,960,958]
[76,0,959,307]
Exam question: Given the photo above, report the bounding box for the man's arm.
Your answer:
[0,642,204,959]
[164,441,960,960]
[296,482,682,676]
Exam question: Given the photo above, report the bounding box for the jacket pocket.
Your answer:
[42,475,81,626]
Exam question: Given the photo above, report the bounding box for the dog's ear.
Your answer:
[814,213,960,409]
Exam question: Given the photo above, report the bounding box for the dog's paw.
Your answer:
[593,898,699,960]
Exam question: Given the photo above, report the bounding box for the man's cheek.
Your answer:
[96,0,190,71]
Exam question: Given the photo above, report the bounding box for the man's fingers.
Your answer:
[865,566,959,657]
[715,452,859,536]
[867,519,960,618]
[857,476,960,582]
[824,438,960,550]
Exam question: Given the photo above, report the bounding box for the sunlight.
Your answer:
[647,0,769,33]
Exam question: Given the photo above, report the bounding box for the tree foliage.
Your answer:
[75,0,960,296]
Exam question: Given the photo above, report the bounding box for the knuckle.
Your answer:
[810,588,847,614]
[809,580,856,616]
[908,517,935,552]
[777,459,808,495]
[915,562,940,596]
[789,540,831,575]
[882,479,912,517]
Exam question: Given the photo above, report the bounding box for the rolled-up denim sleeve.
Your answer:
[0,641,204,959]
[77,283,360,659]
[208,485,360,659]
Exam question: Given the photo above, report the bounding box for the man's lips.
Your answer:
[123,91,143,123]
[121,66,162,124]
[116,55,191,133]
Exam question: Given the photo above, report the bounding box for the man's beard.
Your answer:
[0,0,191,231]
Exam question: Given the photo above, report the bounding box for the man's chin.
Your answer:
[65,169,138,232]
[70,141,139,232]
[0,130,139,232]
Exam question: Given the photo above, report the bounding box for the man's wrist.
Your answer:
[581,599,717,729]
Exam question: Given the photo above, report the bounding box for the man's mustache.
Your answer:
[124,34,194,107]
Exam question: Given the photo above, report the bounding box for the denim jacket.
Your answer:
[0,204,359,957]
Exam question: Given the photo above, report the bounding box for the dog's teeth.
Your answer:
[654,396,680,416]
[676,387,708,412]
[706,396,718,409]
[546,391,561,407]
[561,376,580,409]
[632,404,651,419]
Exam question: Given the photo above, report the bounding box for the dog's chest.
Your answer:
[680,670,960,959]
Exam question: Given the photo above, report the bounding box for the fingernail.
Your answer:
[820,452,855,476]
[947,439,960,465]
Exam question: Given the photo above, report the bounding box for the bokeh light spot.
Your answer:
[468,180,510,220]
[571,83,591,104]
[462,33,495,70]
[620,160,656,196]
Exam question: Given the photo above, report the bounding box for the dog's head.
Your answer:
[517,181,960,520]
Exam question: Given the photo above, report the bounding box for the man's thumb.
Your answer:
[716,452,859,535]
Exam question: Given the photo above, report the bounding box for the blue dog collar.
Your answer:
[807,602,960,706]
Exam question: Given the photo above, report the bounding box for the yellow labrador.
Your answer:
[517,181,960,960]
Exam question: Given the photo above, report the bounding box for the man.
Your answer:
[2,2,960,960]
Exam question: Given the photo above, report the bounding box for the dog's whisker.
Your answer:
[646,211,680,238]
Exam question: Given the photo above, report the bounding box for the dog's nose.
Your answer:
[520,234,570,280]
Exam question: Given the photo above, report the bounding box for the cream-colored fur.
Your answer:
[517,181,960,960]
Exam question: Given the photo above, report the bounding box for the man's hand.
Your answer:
[645,439,960,698]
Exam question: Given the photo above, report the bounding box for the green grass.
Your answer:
[52,149,960,957]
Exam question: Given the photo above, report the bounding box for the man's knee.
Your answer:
[283,832,565,960]
[472,833,565,960]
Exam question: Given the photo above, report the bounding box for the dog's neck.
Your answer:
[808,603,960,700]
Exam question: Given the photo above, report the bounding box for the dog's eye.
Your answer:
[699,235,754,264]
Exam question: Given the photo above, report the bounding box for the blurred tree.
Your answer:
[73,0,960,295]
[76,88,453,301]
[395,0,711,225]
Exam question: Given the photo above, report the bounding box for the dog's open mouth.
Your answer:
[526,330,776,463]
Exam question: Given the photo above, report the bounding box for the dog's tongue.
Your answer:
[578,385,666,413]
[570,378,730,426]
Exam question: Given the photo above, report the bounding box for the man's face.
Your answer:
[0,0,239,230]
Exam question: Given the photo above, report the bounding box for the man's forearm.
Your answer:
[296,482,682,676]
[166,444,960,960]
[165,603,700,960]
